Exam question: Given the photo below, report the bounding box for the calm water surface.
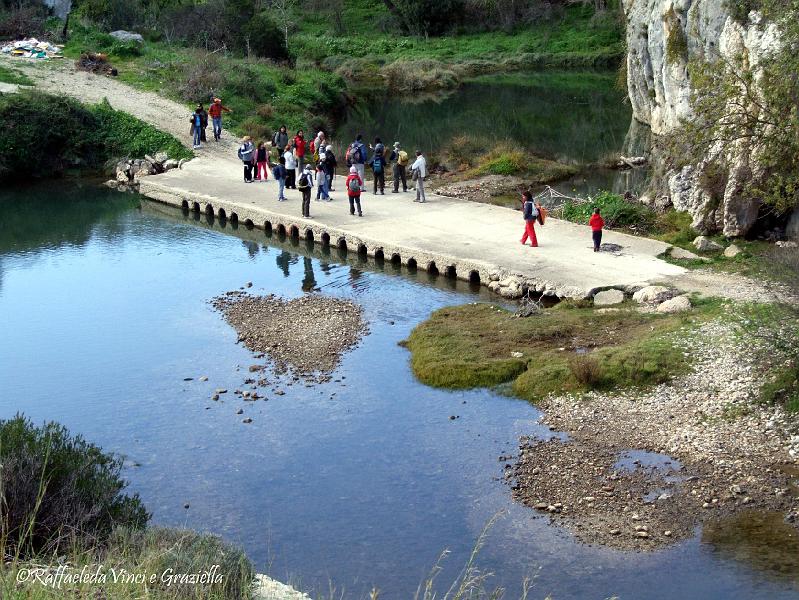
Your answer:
[1,182,797,599]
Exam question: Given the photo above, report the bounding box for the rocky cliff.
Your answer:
[623,0,786,237]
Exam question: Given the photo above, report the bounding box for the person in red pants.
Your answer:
[520,191,539,247]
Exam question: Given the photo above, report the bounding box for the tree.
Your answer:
[267,0,297,52]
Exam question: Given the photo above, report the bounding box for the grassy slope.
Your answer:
[0,64,33,85]
[403,301,720,403]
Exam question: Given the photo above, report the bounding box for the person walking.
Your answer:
[310,131,325,163]
[294,129,306,173]
[254,141,270,182]
[589,207,605,252]
[389,142,408,193]
[347,134,367,186]
[368,137,386,195]
[237,136,255,182]
[324,145,337,191]
[345,166,363,217]
[520,191,539,247]
[298,163,314,218]
[283,143,297,189]
[411,150,427,203]
[197,104,209,143]
[272,157,287,201]
[190,106,204,149]
[272,125,289,154]
[315,152,330,201]
[208,98,231,141]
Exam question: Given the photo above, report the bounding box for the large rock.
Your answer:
[110,30,144,44]
[669,246,702,260]
[656,295,692,313]
[624,0,780,237]
[724,243,743,257]
[632,285,674,304]
[693,236,724,252]
[593,289,625,306]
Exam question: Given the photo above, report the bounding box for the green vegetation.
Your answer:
[664,8,688,65]
[0,415,254,599]
[0,64,33,85]
[403,301,712,403]
[560,190,657,231]
[0,91,191,181]
[760,361,799,413]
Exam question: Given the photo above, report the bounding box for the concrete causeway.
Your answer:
[138,156,685,298]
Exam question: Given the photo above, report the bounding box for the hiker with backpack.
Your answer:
[273,157,287,201]
[368,137,386,194]
[208,98,231,141]
[298,163,314,218]
[272,125,289,154]
[346,134,367,185]
[411,150,427,203]
[237,136,256,182]
[389,142,408,193]
[310,131,325,163]
[315,151,330,201]
[324,145,338,192]
[190,105,205,149]
[345,166,364,217]
[520,190,539,247]
[283,142,297,189]
[254,141,270,182]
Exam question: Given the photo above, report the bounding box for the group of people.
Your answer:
[189,97,232,148]
[520,191,605,251]
[235,127,429,219]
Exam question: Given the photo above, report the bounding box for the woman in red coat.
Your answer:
[294,130,306,172]
[345,166,363,217]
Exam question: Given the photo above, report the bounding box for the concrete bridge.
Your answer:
[138,157,685,299]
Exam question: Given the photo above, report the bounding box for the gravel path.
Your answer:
[511,308,799,550]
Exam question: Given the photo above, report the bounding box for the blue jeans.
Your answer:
[212,117,222,139]
[193,128,201,146]
[277,177,285,199]
[316,178,329,200]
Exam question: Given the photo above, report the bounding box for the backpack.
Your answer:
[398,150,409,166]
[348,176,361,194]
[373,156,384,174]
[272,165,281,179]
[347,143,361,165]
[298,172,310,188]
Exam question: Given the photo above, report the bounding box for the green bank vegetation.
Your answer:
[403,300,722,402]
[0,90,191,181]
[0,414,254,599]
[0,64,32,85]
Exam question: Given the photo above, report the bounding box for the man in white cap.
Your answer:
[411,150,427,203]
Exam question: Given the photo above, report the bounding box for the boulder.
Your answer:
[670,246,702,260]
[723,243,743,258]
[593,289,625,306]
[154,151,169,164]
[178,158,188,169]
[693,236,724,252]
[163,158,179,170]
[776,240,798,249]
[109,30,144,44]
[656,295,692,314]
[116,169,129,183]
[632,285,674,304]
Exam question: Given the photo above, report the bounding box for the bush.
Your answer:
[476,150,526,176]
[238,116,271,142]
[0,415,149,557]
[0,91,190,181]
[568,354,601,386]
[561,191,657,231]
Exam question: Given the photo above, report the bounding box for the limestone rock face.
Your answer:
[624,0,781,236]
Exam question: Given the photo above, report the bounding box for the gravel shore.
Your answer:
[211,292,368,382]
[510,310,799,550]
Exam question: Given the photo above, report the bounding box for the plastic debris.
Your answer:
[1,38,63,59]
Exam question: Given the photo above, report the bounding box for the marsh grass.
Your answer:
[403,301,716,402]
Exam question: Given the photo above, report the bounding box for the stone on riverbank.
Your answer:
[632,285,674,304]
[593,289,625,306]
[693,236,724,252]
[724,244,743,258]
[656,295,692,314]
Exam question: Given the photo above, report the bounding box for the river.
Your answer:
[1,181,797,599]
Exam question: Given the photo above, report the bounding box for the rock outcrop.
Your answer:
[623,0,780,236]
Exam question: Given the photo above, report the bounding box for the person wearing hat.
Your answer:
[389,141,408,193]
[208,98,231,141]
[411,150,427,203]
[345,165,364,217]
[298,163,315,218]
[315,152,330,201]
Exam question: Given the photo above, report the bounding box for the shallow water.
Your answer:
[336,71,647,197]
[1,181,797,599]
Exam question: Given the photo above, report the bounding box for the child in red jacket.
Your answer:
[589,207,604,252]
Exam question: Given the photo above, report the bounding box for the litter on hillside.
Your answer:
[76,52,118,76]
[1,38,63,59]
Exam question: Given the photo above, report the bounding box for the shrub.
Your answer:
[256,103,274,119]
[568,354,602,386]
[561,191,657,231]
[178,56,226,103]
[443,135,489,168]
[239,116,271,142]
[0,415,149,557]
